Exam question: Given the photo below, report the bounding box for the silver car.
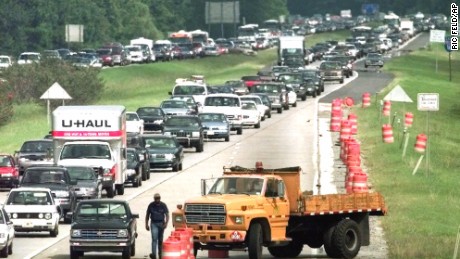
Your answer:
[160,100,194,117]
[14,139,53,175]
[198,113,230,142]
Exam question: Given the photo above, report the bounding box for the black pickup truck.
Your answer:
[69,199,139,259]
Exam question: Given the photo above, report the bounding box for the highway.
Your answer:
[0,32,428,259]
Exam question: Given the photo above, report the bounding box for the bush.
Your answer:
[2,59,104,105]
[0,78,14,126]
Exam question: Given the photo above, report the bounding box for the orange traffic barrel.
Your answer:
[362,92,371,108]
[352,172,369,193]
[330,110,342,132]
[340,119,351,143]
[404,112,414,128]
[348,113,358,135]
[172,229,190,259]
[382,100,391,117]
[382,124,394,143]
[331,99,342,113]
[414,134,427,153]
[163,236,183,259]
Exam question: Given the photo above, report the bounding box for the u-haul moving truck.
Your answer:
[52,105,127,198]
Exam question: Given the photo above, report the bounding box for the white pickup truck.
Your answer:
[200,93,244,135]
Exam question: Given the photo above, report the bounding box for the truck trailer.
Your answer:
[277,36,306,66]
[172,162,387,259]
[52,105,128,198]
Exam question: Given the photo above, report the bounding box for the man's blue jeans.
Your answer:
[151,222,165,257]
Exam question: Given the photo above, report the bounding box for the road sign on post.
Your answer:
[417,93,439,111]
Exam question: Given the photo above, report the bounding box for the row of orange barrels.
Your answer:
[330,98,370,193]
[163,228,195,259]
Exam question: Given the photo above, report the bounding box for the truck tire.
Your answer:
[141,169,147,181]
[293,101,297,107]
[331,219,361,259]
[0,242,8,258]
[50,224,59,237]
[301,95,307,101]
[267,240,303,258]
[255,121,261,129]
[323,224,340,258]
[277,108,282,114]
[70,247,79,259]
[121,245,131,259]
[130,241,136,256]
[237,128,243,135]
[106,186,115,198]
[196,142,204,152]
[172,163,179,172]
[116,184,125,195]
[248,223,263,259]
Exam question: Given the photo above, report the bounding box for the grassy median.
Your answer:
[353,44,460,258]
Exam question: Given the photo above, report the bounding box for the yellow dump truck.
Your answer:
[172,163,387,259]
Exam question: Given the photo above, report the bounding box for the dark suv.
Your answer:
[162,115,204,152]
[69,199,139,259]
[20,166,77,223]
[250,82,289,114]
[136,107,167,132]
[14,139,53,175]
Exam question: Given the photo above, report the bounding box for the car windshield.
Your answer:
[76,202,127,220]
[7,190,52,205]
[20,141,52,153]
[19,54,39,61]
[0,57,10,63]
[60,144,111,159]
[320,62,341,70]
[241,97,261,105]
[144,137,176,148]
[0,156,12,167]
[242,102,257,110]
[137,107,163,116]
[209,177,264,195]
[252,84,281,93]
[204,96,239,106]
[126,113,140,121]
[161,100,188,109]
[198,113,226,122]
[173,85,206,95]
[22,170,66,184]
[278,74,302,83]
[97,49,111,55]
[67,167,96,181]
[368,53,382,59]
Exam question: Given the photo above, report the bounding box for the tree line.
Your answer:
[0,0,288,57]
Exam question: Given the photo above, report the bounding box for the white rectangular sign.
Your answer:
[417,93,439,111]
[429,29,446,43]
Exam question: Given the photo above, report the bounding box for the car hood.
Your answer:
[163,126,200,131]
[185,194,266,208]
[19,182,70,191]
[147,147,179,154]
[72,218,131,229]
[201,122,228,128]
[4,204,58,213]
[162,108,189,115]
[74,181,98,189]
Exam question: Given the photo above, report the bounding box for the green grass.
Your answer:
[353,43,460,258]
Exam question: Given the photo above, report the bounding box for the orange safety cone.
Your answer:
[330,110,342,132]
[340,119,351,143]
[348,113,358,135]
[382,100,391,117]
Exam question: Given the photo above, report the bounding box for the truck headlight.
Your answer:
[117,229,128,237]
[164,154,175,160]
[154,120,163,124]
[164,132,171,136]
[234,216,244,224]
[191,132,200,137]
[174,215,183,223]
[45,213,52,220]
[71,229,81,237]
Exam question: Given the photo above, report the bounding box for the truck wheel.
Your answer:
[121,245,131,259]
[293,101,297,107]
[196,142,204,152]
[70,247,79,259]
[179,163,183,171]
[301,95,307,101]
[172,163,179,172]
[277,108,282,114]
[323,224,341,258]
[141,169,147,181]
[284,104,289,110]
[224,135,230,142]
[0,242,8,258]
[106,187,115,198]
[267,112,271,118]
[312,90,317,98]
[50,223,59,237]
[130,241,136,256]
[340,78,344,84]
[248,223,263,259]
[237,128,243,135]
[7,241,12,255]
[116,184,125,195]
[133,173,140,187]
[331,219,361,259]
[267,240,303,258]
[255,121,261,129]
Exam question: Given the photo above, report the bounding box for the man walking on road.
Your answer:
[146,193,169,259]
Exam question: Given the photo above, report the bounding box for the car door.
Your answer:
[263,178,290,240]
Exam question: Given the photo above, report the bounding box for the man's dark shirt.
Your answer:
[146,201,169,223]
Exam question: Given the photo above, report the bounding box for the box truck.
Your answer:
[52,105,128,198]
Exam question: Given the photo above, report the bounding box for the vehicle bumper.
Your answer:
[143,123,164,132]
[322,76,343,81]
[70,238,132,252]
[203,130,229,139]
[176,138,201,148]
[54,198,72,211]
[11,218,57,232]
[0,177,19,187]
[193,229,247,244]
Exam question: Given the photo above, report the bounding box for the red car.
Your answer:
[0,154,19,188]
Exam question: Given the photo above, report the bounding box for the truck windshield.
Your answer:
[60,144,111,159]
[76,202,127,220]
[209,177,264,195]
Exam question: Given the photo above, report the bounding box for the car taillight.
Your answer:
[104,165,117,177]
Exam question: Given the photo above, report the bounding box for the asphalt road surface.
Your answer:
[0,32,429,259]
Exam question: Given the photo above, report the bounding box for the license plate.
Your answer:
[22,222,34,228]
[207,131,214,135]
